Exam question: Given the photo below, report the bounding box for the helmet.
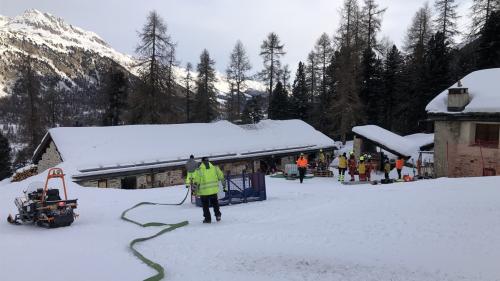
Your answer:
[320,149,323,152]
[349,151,354,155]
[360,156,365,161]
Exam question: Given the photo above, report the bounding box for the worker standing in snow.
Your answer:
[396,156,404,180]
[358,156,367,181]
[348,152,357,182]
[338,153,347,181]
[384,159,391,180]
[185,155,200,204]
[296,153,308,184]
[185,155,199,189]
[192,157,226,223]
[318,149,326,170]
[366,155,373,182]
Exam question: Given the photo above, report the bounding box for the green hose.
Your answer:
[121,189,190,281]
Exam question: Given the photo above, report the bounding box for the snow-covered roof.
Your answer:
[426,68,500,114]
[36,120,334,174]
[352,125,421,158]
[403,133,434,150]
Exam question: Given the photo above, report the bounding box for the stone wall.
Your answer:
[434,121,500,177]
[78,168,185,189]
[220,161,252,175]
[37,141,63,173]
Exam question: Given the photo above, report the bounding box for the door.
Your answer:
[121,176,137,189]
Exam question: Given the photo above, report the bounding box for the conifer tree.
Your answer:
[469,0,500,38]
[102,67,128,126]
[241,96,264,124]
[184,62,194,122]
[331,0,364,139]
[259,33,286,105]
[362,0,386,49]
[382,45,405,131]
[332,46,364,141]
[226,40,252,119]
[290,62,311,121]
[268,81,290,120]
[402,3,434,133]
[476,10,500,68]
[42,75,64,128]
[128,11,176,124]
[278,64,292,92]
[0,131,12,181]
[305,51,319,99]
[360,47,384,125]
[404,3,434,53]
[313,33,334,104]
[193,49,218,122]
[433,0,460,43]
[11,53,43,157]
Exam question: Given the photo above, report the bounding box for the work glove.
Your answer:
[222,182,227,192]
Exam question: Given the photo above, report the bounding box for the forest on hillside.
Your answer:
[0,0,500,178]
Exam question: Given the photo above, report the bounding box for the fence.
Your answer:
[446,142,500,177]
[194,172,266,207]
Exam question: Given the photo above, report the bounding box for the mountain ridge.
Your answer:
[0,9,265,97]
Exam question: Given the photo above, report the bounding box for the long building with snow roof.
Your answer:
[32,119,336,188]
[426,68,500,177]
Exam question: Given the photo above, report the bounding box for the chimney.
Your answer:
[447,80,469,112]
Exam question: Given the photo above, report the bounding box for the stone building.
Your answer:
[32,119,335,188]
[426,68,500,177]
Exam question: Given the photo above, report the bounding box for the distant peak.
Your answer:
[22,9,51,19]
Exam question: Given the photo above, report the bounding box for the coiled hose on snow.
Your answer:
[121,189,190,281]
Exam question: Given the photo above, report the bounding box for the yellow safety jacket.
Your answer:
[358,163,366,174]
[338,156,347,169]
[192,162,224,196]
[319,152,325,163]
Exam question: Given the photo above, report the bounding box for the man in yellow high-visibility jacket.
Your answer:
[192,157,226,223]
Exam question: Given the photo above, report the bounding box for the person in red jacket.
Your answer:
[348,152,357,182]
[296,153,308,184]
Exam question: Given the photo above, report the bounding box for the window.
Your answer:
[475,124,499,148]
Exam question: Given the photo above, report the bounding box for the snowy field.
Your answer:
[1,169,500,281]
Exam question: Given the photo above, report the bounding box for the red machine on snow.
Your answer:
[7,168,78,228]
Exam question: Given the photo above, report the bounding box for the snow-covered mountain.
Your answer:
[0,9,136,96]
[0,9,265,97]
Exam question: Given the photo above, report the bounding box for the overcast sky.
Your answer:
[1,0,472,74]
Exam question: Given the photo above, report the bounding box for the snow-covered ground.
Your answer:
[1,168,500,281]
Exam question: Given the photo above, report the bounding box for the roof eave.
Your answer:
[72,145,337,181]
[427,112,500,122]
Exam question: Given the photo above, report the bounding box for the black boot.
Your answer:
[203,218,211,223]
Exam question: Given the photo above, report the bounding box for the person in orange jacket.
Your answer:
[296,153,308,184]
[348,152,357,182]
[395,156,404,179]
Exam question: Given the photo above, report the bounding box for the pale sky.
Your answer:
[1,0,472,74]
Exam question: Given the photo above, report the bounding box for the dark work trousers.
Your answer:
[298,167,306,183]
[384,172,389,180]
[338,168,346,176]
[200,194,221,221]
[397,169,402,179]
